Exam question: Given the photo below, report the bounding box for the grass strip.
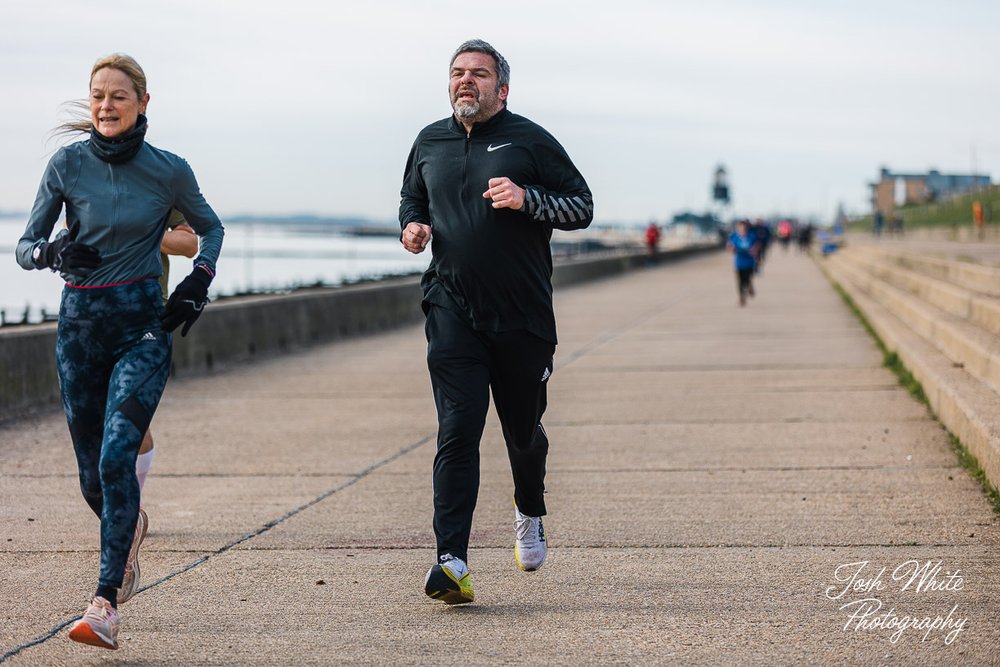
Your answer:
[847,184,1000,232]
[832,282,1000,515]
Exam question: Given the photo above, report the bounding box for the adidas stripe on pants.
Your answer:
[56,278,171,589]
[424,304,553,563]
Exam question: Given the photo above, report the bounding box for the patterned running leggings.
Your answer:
[56,278,171,589]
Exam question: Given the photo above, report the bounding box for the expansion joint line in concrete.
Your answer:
[245,541,979,552]
[558,290,698,370]
[0,433,434,663]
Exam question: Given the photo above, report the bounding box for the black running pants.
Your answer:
[737,268,754,295]
[425,305,554,563]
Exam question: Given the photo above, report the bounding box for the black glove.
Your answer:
[36,221,102,277]
[160,265,213,336]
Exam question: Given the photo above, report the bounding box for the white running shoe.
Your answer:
[119,507,147,604]
[514,503,547,572]
[68,596,120,650]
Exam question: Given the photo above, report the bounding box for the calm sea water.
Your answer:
[0,219,430,324]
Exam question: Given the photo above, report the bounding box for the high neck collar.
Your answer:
[88,114,148,164]
[452,107,509,136]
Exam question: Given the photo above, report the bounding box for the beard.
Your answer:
[452,86,481,118]
[452,97,481,118]
[451,84,502,121]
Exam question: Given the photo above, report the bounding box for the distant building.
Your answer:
[869,167,990,217]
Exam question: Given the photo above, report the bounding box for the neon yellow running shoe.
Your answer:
[424,555,474,605]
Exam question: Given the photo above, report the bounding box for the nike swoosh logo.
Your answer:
[486,143,512,152]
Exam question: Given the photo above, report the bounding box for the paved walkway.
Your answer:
[2,248,998,665]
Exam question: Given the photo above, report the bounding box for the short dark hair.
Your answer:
[450,39,510,92]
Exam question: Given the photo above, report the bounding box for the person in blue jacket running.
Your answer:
[16,53,224,651]
[728,220,758,306]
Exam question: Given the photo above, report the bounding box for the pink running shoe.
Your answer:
[68,596,120,650]
[119,507,148,604]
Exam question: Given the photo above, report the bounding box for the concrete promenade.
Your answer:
[1,248,998,665]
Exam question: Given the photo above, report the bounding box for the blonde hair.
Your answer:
[54,53,147,136]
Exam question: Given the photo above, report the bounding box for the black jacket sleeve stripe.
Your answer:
[525,188,594,227]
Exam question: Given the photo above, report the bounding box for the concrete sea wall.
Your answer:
[0,243,720,422]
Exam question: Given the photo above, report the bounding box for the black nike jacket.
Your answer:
[399,108,594,344]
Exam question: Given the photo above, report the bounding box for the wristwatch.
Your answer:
[32,244,43,266]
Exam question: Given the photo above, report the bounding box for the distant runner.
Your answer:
[728,220,757,306]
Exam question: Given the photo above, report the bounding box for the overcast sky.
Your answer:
[1,0,996,225]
